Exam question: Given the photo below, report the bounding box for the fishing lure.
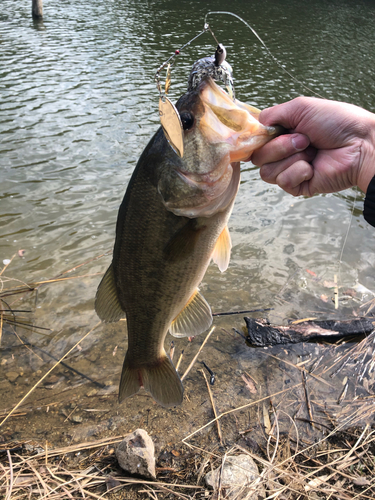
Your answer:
[155,22,235,158]
[155,11,323,159]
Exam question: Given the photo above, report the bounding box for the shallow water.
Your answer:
[1,0,375,448]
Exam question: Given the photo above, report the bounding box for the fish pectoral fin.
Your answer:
[119,351,183,408]
[212,225,232,273]
[169,289,212,338]
[95,263,126,323]
[163,219,206,262]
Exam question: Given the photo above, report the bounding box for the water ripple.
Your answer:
[1,0,375,297]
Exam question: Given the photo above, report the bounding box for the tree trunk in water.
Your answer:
[32,0,43,19]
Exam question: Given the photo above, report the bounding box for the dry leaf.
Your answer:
[305,475,329,491]
[352,477,370,486]
[363,378,369,392]
[323,280,337,288]
[241,373,257,394]
[306,269,317,277]
[106,476,121,491]
[263,403,272,435]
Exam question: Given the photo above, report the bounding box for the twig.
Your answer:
[0,321,101,428]
[17,337,105,388]
[201,369,223,446]
[0,253,17,276]
[183,383,303,445]
[301,368,314,428]
[181,326,215,381]
[169,341,175,362]
[334,274,339,309]
[5,450,13,500]
[0,312,3,348]
[175,350,184,372]
[212,307,273,317]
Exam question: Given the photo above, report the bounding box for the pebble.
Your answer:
[5,371,19,383]
[72,415,83,423]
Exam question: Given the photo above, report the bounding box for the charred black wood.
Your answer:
[242,317,375,347]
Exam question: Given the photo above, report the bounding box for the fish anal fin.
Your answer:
[212,225,232,272]
[119,352,183,408]
[95,263,126,323]
[169,289,212,338]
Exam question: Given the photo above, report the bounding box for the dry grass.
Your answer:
[1,414,375,499]
[0,436,203,499]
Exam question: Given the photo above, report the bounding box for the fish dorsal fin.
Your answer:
[95,263,126,323]
[212,225,232,272]
[169,289,212,338]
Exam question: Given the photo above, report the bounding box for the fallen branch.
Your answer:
[241,317,375,347]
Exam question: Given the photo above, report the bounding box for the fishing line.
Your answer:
[154,11,354,288]
[204,11,358,295]
[204,11,324,99]
[337,190,357,287]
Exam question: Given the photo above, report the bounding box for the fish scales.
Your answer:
[114,130,229,356]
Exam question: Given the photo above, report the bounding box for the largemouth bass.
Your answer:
[95,75,279,407]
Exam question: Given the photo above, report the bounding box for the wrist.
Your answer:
[357,112,375,193]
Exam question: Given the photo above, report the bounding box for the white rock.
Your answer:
[205,454,264,500]
[116,428,156,479]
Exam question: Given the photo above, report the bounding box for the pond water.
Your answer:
[1,0,375,450]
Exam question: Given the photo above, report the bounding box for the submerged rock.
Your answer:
[116,428,156,479]
[205,454,264,500]
[5,371,20,383]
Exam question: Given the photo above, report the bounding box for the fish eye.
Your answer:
[180,112,194,130]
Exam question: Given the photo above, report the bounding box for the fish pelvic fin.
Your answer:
[119,352,183,408]
[212,225,232,273]
[95,263,126,322]
[169,289,212,338]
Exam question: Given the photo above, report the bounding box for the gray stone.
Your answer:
[116,429,156,479]
[205,454,264,500]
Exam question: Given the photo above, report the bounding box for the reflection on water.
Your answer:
[1,0,375,443]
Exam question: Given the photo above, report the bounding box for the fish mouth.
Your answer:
[198,77,280,162]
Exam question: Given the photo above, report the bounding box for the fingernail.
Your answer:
[291,134,309,151]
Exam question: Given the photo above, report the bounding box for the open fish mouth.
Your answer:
[198,77,280,162]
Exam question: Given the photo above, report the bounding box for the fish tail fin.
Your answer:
[119,351,183,408]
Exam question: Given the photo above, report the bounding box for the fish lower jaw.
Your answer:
[176,163,232,188]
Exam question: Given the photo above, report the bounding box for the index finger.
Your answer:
[252,133,310,167]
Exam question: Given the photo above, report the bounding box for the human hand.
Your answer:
[251,96,375,196]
